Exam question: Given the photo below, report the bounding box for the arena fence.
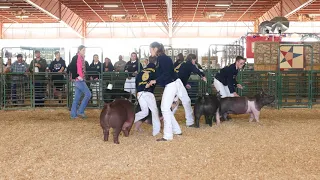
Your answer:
[0,74,3,110]
[1,70,320,110]
[236,70,320,109]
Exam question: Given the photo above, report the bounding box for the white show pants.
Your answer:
[161,78,193,140]
[171,95,180,115]
[134,91,161,136]
[171,79,194,126]
[213,78,235,98]
[124,77,136,95]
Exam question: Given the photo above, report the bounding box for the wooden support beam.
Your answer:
[0,22,2,39]
[254,19,259,33]
[25,0,86,38]
[257,0,316,23]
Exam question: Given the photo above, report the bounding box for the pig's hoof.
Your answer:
[114,141,120,144]
[156,138,168,141]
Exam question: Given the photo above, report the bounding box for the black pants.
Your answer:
[34,82,45,106]
[12,82,26,104]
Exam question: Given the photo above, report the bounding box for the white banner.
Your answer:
[165,48,198,57]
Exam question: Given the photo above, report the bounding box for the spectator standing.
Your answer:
[29,50,48,107]
[68,45,92,119]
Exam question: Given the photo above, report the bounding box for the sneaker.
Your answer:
[77,114,88,119]
[70,116,78,120]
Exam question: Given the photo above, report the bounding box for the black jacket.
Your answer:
[135,63,157,93]
[176,61,205,86]
[155,54,177,87]
[215,63,239,93]
[124,60,143,77]
[103,62,114,72]
[67,55,90,80]
[89,61,102,79]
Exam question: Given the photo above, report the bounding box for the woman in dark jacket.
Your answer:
[123,52,143,95]
[173,53,184,69]
[88,54,102,105]
[68,45,92,119]
[89,54,102,80]
[103,57,114,72]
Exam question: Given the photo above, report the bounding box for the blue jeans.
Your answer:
[71,81,92,118]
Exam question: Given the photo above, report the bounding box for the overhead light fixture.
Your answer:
[207,12,225,17]
[309,14,320,17]
[111,14,126,17]
[215,4,230,7]
[0,6,10,9]
[16,15,29,18]
[104,5,119,8]
[210,14,223,17]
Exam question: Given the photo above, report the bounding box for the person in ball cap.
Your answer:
[134,56,160,136]
[8,53,29,104]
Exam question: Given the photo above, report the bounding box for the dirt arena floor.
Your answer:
[0,107,320,179]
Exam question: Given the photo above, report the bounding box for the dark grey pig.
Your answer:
[193,92,221,127]
[217,89,275,123]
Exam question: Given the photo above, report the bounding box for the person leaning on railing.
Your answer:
[88,54,102,105]
[123,52,143,95]
[114,55,126,72]
[49,51,66,103]
[6,54,29,105]
[29,50,48,107]
[103,57,114,72]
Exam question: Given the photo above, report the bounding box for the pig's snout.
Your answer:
[263,95,275,105]
[269,95,275,102]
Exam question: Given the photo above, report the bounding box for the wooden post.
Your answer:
[82,20,86,38]
[0,22,3,39]
[254,19,259,33]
